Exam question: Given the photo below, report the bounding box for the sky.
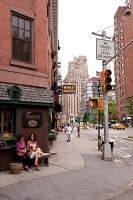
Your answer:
[58,0,126,80]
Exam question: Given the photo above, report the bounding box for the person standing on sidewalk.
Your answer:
[65,124,72,142]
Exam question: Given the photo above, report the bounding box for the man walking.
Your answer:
[65,124,72,142]
[77,124,80,138]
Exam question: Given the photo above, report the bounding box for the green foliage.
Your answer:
[127,136,133,139]
[83,111,89,125]
[108,101,118,121]
[48,133,56,141]
[92,109,104,123]
[125,97,133,115]
[75,116,80,123]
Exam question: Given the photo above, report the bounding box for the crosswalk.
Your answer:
[114,148,131,158]
[82,129,133,162]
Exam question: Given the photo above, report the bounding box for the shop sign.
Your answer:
[62,85,76,94]
[22,112,42,128]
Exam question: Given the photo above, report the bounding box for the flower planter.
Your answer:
[6,140,16,146]
[10,162,22,174]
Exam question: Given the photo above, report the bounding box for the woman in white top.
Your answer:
[27,133,41,170]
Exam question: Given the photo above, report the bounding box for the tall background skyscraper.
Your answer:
[62,56,89,117]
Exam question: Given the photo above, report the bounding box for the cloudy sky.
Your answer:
[58,0,126,79]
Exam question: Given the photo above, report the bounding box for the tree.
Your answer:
[125,97,133,126]
[83,111,89,128]
[108,101,118,121]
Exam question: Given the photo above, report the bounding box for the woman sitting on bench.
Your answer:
[16,135,30,171]
[27,133,42,171]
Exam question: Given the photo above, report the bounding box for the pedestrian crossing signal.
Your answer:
[88,98,103,110]
[88,99,98,109]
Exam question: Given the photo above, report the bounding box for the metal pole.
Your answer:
[101,31,113,161]
[98,80,101,150]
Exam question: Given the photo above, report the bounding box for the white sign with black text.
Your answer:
[96,39,114,61]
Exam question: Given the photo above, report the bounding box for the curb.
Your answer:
[123,137,133,141]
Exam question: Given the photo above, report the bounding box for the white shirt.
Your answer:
[66,126,72,134]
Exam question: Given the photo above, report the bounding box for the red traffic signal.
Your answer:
[102,69,112,94]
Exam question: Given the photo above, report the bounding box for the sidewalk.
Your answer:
[0,128,133,200]
[0,129,90,187]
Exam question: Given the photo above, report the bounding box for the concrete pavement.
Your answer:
[0,127,133,200]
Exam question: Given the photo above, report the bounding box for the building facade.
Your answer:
[114,0,133,119]
[80,77,102,118]
[80,76,116,120]
[62,56,89,121]
[0,0,59,171]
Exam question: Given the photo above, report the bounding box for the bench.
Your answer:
[41,153,50,166]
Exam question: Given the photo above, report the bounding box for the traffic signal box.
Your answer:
[88,98,103,110]
[102,69,112,94]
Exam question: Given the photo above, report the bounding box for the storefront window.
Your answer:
[0,109,15,135]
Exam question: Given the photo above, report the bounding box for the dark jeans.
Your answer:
[19,155,31,166]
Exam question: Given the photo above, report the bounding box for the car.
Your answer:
[94,123,103,129]
[113,123,125,130]
[108,122,111,128]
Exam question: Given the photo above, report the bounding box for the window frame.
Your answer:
[10,8,36,69]
[12,12,33,64]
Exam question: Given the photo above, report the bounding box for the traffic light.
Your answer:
[102,69,112,94]
[88,98,98,109]
[88,98,103,110]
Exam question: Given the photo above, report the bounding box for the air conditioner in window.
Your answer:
[124,8,131,16]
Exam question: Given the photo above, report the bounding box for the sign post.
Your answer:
[93,32,133,161]
[101,31,113,161]
[93,31,113,160]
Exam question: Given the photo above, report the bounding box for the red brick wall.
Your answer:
[114,5,133,118]
[0,0,52,89]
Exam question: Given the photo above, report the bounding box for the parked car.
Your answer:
[94,123,103,129]
[113,123,125,130]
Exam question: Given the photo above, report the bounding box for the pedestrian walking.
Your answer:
[65,124,72,142]
[77,124,80,138]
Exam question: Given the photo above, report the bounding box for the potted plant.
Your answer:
[48,133,56,147]
[0,132,16,146]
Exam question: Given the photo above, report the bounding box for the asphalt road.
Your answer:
[82,127,133,166]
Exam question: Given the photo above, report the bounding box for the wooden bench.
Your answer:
[41,153,50,166]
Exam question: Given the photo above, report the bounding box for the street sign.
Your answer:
[96,39,114,61]
[62,85,76,94]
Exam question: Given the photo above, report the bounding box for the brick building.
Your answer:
[114,0,133,119]
[0,0,59,171]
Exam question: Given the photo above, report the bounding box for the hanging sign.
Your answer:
[22,112,43,128]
